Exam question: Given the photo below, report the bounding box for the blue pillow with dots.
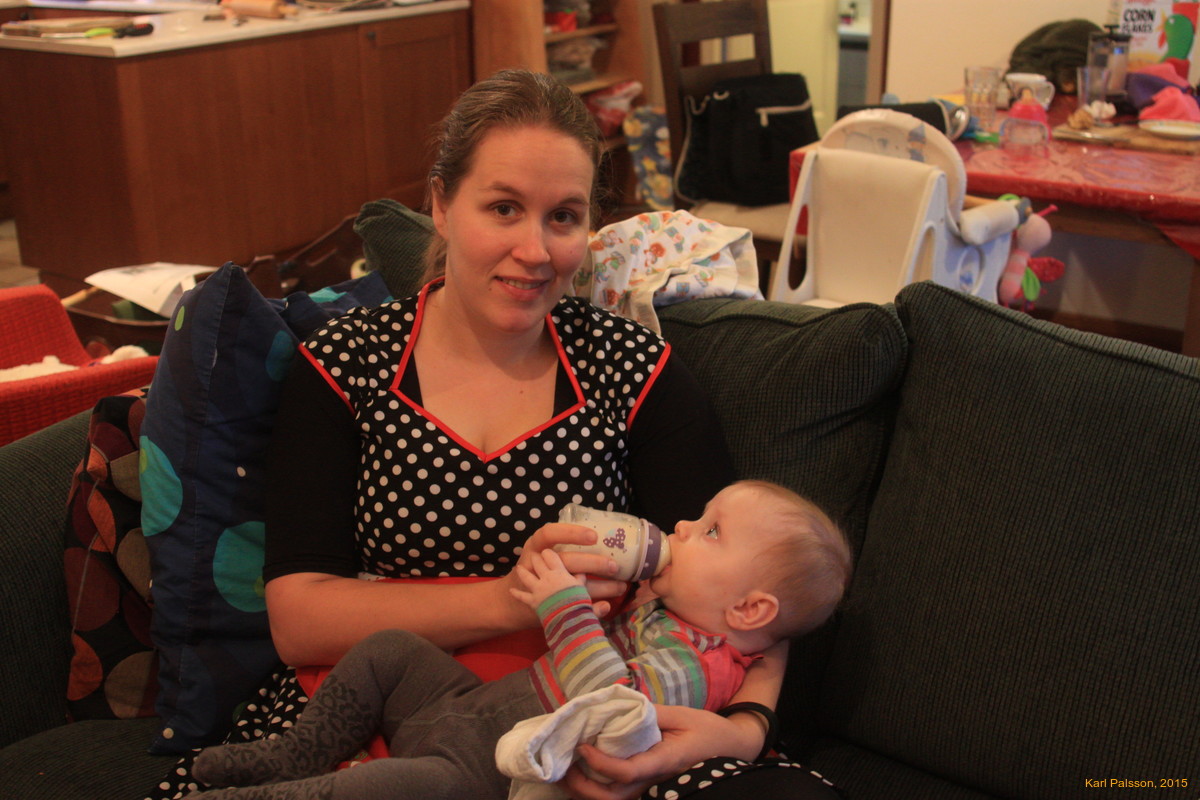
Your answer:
[139,263,391,754]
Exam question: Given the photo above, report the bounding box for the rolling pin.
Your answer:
[219,0,297,19]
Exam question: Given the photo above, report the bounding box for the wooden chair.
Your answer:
[275,213,365,296]
[652,0,792,295]
[242,213,366,300]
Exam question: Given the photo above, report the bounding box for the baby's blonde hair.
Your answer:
[739,480,852,639]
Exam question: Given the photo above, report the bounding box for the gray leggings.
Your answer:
[191,629,546,800]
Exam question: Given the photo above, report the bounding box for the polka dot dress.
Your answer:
[143,287,669,800]
[309,285,668,579]
[646,758,840,798]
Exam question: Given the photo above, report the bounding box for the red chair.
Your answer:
[0,284,158,447]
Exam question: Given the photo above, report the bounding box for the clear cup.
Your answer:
[999,117,1049,159]
[964,66,1003,133]
[554,504,671,583]
[1076,66,1111,111]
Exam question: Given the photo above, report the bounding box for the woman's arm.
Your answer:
[263,353,624,666]
[561,640,789,800]
[267,526,624,666]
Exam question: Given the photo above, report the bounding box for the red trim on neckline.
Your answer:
[391,283,587,463]
[301,345,354,415]
[626,342,671,430]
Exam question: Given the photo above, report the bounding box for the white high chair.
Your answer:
[768,109,1020,307]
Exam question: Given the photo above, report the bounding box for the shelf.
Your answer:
[567,72,633,95]
[545,23,618,43]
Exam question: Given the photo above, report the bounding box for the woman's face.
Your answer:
[431,124,595,336]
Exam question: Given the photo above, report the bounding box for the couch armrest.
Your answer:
[0,411,89,749]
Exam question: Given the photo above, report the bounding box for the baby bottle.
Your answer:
[554,504,672,582]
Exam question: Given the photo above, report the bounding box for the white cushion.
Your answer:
[688,201,792,243]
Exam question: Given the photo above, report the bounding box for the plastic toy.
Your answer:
[997,201,1065,310]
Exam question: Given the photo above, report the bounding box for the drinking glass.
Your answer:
[964,66,1003,133]
[1076,66,1111,110]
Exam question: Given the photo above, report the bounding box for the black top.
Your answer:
[264,288,734,583]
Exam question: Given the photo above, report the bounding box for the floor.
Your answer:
[0,219,36,288]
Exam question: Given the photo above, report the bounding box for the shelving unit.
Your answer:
[472,0,649,207]
[473,0,646,87]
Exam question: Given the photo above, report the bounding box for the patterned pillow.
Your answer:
[63,388,156,721]
[139,264,391,754]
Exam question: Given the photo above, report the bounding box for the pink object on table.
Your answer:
[1131,62,1192,87]
[1008,94,1049,125]
[1140,87,1200,122]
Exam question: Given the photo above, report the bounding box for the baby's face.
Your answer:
[650,484,772,630]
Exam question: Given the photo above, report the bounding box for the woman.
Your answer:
[157,69,788,800]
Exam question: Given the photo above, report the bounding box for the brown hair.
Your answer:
[422,69,605,282]
[740,480,853,639]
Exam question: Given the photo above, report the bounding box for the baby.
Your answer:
[190,480,852,799]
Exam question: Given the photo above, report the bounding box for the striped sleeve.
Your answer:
[534,589,710,707]
[536,586,632,700]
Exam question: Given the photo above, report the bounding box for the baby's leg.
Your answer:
[194,755,494,800]
[188,773,334,799]
[195,630,472,788]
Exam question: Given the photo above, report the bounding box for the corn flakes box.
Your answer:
[1119,0,1200,84]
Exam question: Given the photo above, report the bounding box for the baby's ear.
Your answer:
[725,591,779,631]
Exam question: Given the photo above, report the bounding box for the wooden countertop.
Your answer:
[0,0,467,57]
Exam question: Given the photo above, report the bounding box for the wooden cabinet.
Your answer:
[0,7,470,293]
[360,12,471,203]
[472,0,648,207]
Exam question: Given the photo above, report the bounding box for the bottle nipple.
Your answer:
[635,523,671,582]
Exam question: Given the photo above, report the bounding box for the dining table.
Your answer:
[789,95,1200,356]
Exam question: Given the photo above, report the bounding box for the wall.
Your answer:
[884,0,1115,102]
[769,0,841,132]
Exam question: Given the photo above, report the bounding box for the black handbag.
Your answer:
[675,73,819,207]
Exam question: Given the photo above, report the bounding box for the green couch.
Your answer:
[2,280,1197,799]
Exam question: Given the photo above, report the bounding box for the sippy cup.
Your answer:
[554,504,672,582]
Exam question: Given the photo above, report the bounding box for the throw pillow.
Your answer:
[139,263,391,754]
[354,198,434,300]
[63,388,156,722]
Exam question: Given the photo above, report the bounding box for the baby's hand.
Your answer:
[509,548,586,610]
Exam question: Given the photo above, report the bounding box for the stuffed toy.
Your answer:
[998,202,1066,310]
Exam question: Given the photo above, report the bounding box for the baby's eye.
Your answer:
[705,524,720,539]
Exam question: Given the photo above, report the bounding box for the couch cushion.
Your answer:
[139,264,391,754]
[658,297,907,743]
[820,281,1200,799]
[803,737,996,800]
[0,717,170,800]
[63,389,156,722]
[0,411,89,750]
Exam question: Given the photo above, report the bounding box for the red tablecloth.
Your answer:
[789,98,1200,260]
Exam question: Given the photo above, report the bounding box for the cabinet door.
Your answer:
[359,10,471,208]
